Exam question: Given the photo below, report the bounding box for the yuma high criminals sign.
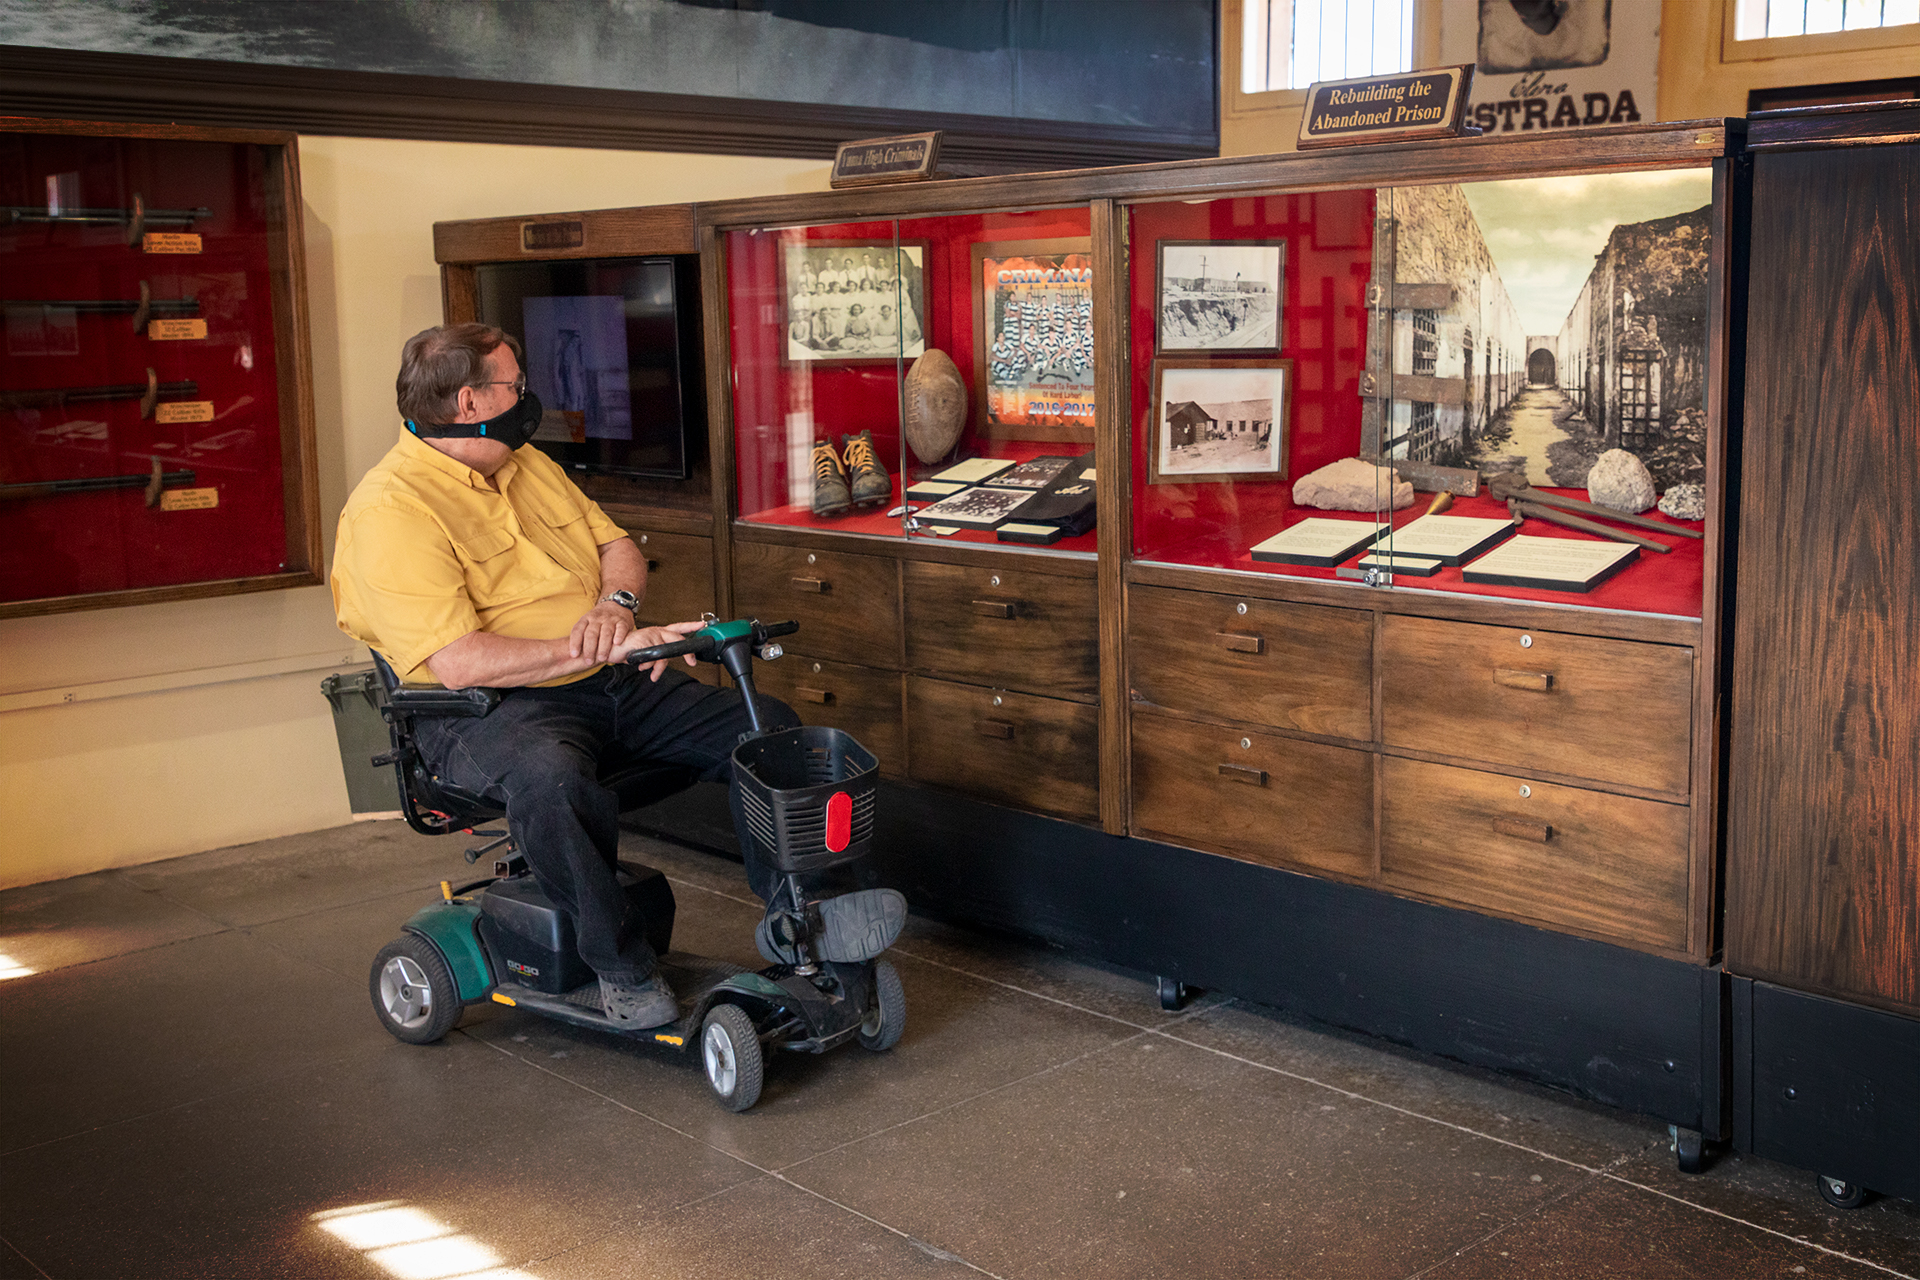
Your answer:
[1297,67,1476,149]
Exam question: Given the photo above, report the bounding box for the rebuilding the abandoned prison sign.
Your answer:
[1297,67,1476,150]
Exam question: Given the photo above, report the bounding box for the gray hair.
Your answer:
[395,323,522,425]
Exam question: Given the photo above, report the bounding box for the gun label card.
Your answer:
[142,232,203,254]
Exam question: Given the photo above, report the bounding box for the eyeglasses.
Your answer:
[473,375,527,396]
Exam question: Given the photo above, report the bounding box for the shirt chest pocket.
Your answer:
[452,527,562,605]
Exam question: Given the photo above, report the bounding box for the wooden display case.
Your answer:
[699,120,1738,968]
[0,119,319,618]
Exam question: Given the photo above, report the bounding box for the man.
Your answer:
[332,324,903,1028]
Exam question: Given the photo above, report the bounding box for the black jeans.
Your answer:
[416,665,800,983]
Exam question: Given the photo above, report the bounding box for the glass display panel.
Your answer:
[727,205,1097,553]
[473,256,698,481]
[1131,167,1713,618]
[0,129,304,609]
[1129,190,1393,578]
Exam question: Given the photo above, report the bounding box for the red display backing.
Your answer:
[0,133,289,604]
[728,208,1093,529]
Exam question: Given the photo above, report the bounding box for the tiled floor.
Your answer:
[2,821,1918,1279]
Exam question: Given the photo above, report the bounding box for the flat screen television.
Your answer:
[473,256,699,480]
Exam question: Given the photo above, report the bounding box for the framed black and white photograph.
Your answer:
[1156,240,1285,354]
[1149,357,1292,485]
[781,239,927,363]
[914,485,1035,527]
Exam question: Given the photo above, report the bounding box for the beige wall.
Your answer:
[1220,0,1920,157]
[0,137,828,891]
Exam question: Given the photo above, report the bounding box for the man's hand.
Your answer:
[611,619,707,682]
[569,600,636,664]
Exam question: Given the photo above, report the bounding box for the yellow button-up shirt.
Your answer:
[331,430,625,686]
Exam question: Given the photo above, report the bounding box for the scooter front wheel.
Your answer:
[858,958,906,1052]
[702,1004,764,1112]
[371,935,462,1044]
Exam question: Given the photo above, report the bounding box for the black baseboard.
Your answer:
[1732,976,1920,1201]
[631,778,1720,1132]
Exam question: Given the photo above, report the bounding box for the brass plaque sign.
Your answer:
[1297,66,1475,150]
[830,132,943,188]
[156,400,215,424]
[147,318,208,341]
[142,232,203,254]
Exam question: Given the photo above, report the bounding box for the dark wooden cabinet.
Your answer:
[907,675,1099,822]
[1726,115,1920,1017]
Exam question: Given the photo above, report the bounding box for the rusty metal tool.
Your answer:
[1507,497,1672,553]
[1489,472,1703,539]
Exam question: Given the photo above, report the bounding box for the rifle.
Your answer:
[0,458,197,508]
[1,282,199,332]
[0,368,198,419]
[3,194,211,246]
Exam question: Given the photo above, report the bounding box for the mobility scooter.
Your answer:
[363,617,905,1112]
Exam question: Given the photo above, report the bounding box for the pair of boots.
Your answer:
[812,429,890,516]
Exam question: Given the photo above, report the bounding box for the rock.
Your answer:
[1585,449,1656,514]
[903,349,967,464]
[1657,482,1706,521]
[1292,457,1414,512]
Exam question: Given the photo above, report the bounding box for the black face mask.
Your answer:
[407,389,545,451]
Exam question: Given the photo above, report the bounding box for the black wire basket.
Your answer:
[732,725,878,874]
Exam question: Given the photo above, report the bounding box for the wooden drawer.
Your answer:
[1129,585,1372,741]
[905,560,1097,700]
[628,530,715,627]
[906,676,1097,822]
[732,541,900,667]
[1130,712,1374,879]
[1381,615,1692,794]
[751,654,904,779]
[1380,756,1689,950]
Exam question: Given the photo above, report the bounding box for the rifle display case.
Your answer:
[0,119,318,618]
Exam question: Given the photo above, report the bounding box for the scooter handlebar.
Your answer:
[623,618,799,667]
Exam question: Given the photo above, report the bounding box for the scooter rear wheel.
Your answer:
[858,958,906,1052]
[702,1004,764,1112]
[371,935,462,1044]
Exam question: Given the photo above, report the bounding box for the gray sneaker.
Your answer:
[600,973,677,1028]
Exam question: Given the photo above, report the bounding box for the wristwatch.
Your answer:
[600,589,640,620]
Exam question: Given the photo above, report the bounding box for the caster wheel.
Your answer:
[858,958,906,1052]
[1818,1174,1869,1210]
[1157,976,1191,1011]
[702,1004,764,1113]
[371,935,462,1045]
[1669,1125,1706,1175]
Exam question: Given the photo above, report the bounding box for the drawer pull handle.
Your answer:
[790,576,827,593]
[794,686,834,705]
[976,719,1015,740]
[645,558,661,572]
[972,599,1018,619]
[1493,817,1553,842]
[1218,763,1268,786]
[1217,631,1265,654]
[1494,668,1553,692]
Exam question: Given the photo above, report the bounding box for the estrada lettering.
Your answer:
[1472,89,1642,132]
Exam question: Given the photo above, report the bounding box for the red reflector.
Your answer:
[824,790,852,853]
